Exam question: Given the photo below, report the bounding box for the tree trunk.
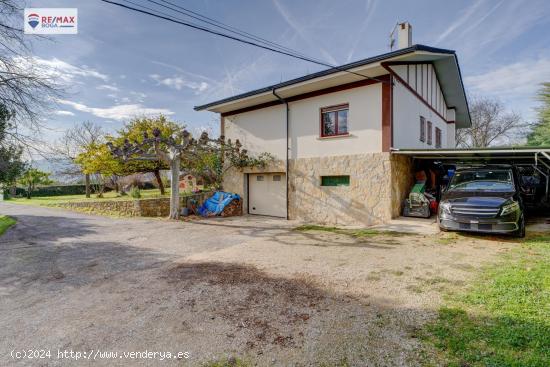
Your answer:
[26,183,31,199]
[169,158,180,219]
[85,173,91,198]
[154,169,165,195]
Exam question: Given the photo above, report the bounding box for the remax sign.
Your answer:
[24,8,78,34]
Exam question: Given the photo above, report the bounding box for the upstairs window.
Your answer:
[427,121,433,145]
[321,104,349,137]
[435,127,442,148]
[420,116,426,142]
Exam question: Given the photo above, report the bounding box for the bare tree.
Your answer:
[0,0,63,146]
[53,121,104,197]
[456,96,524,148]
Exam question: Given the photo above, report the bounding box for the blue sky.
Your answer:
[27,0,550,144]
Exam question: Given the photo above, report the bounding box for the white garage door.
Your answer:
[249,173,286,217]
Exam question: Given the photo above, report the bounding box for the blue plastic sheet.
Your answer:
[197,191,241,217]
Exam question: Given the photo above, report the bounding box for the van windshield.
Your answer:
[448,169,514,192]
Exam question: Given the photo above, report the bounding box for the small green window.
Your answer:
[321,175,350,187]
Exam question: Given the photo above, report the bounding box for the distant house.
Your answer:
[195,23,470,225]
[179,174,196,191]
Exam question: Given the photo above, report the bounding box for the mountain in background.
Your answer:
[31,159,83,184]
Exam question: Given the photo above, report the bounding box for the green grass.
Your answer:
[0,215,16,236]
[294,224,407,237]
[6,189,179,206]
[424,234,550,366]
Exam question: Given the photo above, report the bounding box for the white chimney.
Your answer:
[398,22,412,49]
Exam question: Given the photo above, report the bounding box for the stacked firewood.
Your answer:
[221,198,243,217]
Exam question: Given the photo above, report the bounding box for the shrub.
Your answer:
[129,186,141,199]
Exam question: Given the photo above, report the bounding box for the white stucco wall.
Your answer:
[224,104,287,160]
[224,83,382,159]
[393,80,453,148]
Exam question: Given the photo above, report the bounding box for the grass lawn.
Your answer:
[424,234,550,366]
[6,189,176,206]
[0,215,16,236]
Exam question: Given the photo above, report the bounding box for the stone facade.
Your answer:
[223,153,413,226]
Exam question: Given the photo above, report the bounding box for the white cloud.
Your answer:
[96,84,119,92]
[16,56,109,83]
[434,0,550,59]
[346,0,379,62]
[130,91,147,99]
[272,0,337,65]
[435,0,487,45]
[56,99,174,121]
[465,57,550,120]
[465,58,550,97]
[150,74,209,93]
[54,110,75,116]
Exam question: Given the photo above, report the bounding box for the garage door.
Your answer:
[249,173,286,217]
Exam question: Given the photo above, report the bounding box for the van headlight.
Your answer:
[439,201,452,217]
[500,201,519,216]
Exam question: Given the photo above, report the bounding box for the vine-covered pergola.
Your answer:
[107,128,252,219]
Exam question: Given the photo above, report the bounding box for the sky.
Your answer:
[24,0,550,145]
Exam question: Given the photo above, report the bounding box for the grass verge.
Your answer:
[294,224,407,237]
[424,234,550,366]
[6,189,170,206]
[0,215,16,236]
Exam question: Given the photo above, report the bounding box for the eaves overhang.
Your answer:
[195,45,470,127]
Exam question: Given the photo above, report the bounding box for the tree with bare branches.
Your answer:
[53,121,105,197]
[0,0,63,148]
[456,96,524,148]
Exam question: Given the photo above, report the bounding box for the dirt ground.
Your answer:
[0,203,534,366]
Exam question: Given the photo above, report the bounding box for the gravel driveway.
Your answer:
[0,203,515,366]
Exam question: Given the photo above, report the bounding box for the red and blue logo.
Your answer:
[27,13,39,29]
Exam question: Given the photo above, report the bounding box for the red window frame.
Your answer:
[435,127,442,148]
[420,116,426,142]
[320,103,349,137]
[427,121,433,145]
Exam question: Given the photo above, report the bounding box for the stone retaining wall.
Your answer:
[56,192,212,217]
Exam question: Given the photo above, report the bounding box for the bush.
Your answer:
[129,186,141,199]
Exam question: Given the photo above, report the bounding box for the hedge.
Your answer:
[14,185,112,197]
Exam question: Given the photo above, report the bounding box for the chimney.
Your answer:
[398,22,412,49]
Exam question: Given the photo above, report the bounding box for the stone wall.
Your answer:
[56,192,212,217]
[390,154,414,218]
[223,153,413,226]
[289,153,393,226]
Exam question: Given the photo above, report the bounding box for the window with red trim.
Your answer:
[320,104,349,137]
[435,127,442,148]
[427,121,433,145]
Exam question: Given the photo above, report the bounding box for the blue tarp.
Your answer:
[197,191,241,217]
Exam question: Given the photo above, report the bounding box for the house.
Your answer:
[195,23,471,225]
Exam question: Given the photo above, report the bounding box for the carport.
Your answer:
[392,146,550,205]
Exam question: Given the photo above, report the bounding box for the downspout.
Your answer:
[272,88,290,220]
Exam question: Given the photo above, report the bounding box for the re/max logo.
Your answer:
[41,16,76,27]
[24,8,78,35]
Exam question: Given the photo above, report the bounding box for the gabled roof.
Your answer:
[195,44,471,127]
